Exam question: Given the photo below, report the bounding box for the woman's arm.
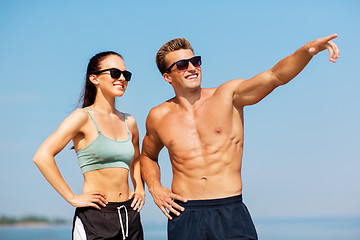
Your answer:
[127,114,145,212]
[33,109,107,209]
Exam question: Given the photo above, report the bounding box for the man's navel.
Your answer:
[201,176,208,182]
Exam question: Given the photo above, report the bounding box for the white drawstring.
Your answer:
[117,205,129,240]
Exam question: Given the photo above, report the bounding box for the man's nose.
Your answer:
[187,62,197,71]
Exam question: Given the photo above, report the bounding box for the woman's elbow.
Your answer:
[33,150,49,166]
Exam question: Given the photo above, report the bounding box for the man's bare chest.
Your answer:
[157,109,238,152]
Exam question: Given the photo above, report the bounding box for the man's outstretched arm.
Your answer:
[140,110,187,220]
[230,34,339,107]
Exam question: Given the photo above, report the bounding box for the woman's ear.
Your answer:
[89,74,99,86]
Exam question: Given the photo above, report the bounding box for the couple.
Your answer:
[34,34,339,240]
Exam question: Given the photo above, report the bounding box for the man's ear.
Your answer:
[163,73,172,84]
[89,74,99,86]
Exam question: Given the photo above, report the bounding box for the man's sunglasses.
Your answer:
[166,56,202,73]
[92,68,132,81]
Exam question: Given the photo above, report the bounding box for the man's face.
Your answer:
[163,49,202,91]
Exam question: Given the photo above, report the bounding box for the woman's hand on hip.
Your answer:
[129,190,145,212]
[69,192,108,210]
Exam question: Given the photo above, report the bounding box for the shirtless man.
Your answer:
[140,34,339,240]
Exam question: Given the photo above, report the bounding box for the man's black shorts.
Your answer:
[168,195,258,240]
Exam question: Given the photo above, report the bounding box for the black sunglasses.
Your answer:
[166,56,202,73]
[92,68,132,81]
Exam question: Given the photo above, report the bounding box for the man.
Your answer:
[140,35,339,240]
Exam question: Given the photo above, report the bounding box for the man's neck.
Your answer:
[174,87,203,109]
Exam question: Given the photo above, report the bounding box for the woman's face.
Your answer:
[95,55,130,98]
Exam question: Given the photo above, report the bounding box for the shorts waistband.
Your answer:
[175,194,243,208]
[77,198,134,212]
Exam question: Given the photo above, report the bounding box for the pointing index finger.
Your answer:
[322,34,338,43]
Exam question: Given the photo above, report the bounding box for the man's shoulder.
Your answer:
[147,98,176,121]
[211,79,247,97]
[218,79,246,89]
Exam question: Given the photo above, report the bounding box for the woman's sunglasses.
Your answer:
[166,56,202,73]
[92,68,132,81]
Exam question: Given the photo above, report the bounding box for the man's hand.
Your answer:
[151,186,187,220]
[308,34,340,63]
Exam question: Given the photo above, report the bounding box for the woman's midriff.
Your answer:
[82,168,131,202]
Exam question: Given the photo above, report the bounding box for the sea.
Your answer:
[0,217,359,239]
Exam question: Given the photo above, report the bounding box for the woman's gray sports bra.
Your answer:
[76,108,135,173]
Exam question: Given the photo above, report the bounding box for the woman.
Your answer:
[33,51,145,240]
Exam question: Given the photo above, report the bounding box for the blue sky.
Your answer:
[0,0,359,227]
